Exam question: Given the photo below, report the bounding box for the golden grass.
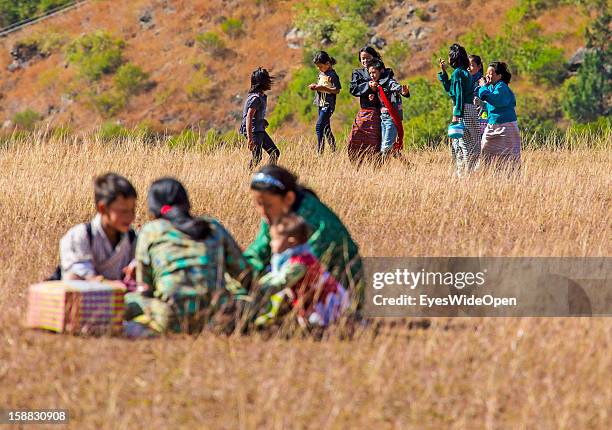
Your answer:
[1,134,610,429]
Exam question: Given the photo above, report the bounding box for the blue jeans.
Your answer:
[380,112,398,154]
[315,106,336,154]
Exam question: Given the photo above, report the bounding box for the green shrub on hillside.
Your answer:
[18,31,67,56]
[384,41,411,76]
[562,50,611,123]
[196,32,226,55]
[270,0,376,131]
[221,18,244,39]
[185,73,212,101]
[91,90,127,118]
[13,109,42,130]
[402,78,452,148]
[114,63,150,95]
[0,0,72,27]
[562,10,611,122]
[65,31,125,81]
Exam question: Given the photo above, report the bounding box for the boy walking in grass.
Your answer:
[59,173,137,281]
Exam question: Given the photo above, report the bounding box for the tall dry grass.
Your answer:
[0,133,610,429]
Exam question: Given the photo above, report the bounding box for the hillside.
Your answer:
[0,0,600,136]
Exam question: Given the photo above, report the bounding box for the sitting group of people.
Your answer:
[56,168,362,337]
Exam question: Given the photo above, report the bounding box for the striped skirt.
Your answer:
[481,121,521,166]
[348,108,381,162]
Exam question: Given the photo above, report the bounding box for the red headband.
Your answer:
[160,205,173,216]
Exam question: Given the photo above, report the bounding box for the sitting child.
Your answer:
[59,172,137,282]
[367,60,410,157]
[255,214,348,328]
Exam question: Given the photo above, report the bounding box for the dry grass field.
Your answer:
[0,132,610,429]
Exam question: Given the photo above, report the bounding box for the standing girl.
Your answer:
[348,46,383,163]
[469,54,488,142]
[240,67,280,169]
[309,51,341,154]
[477,62,521,168]
[438,44,481,175]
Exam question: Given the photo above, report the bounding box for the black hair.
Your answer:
[489,62,512,84]
[358,46,382,66]
[250,165,317,200]
[94,172,137,206]
[313,51,336,66]
[272,213,312,244]
[449,43,469,69]
[368,59,386,71]
[249,67,274,93]
[469,54,483,69]
[147,177,210,240]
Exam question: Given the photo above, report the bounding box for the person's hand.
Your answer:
[478,77,486,87]
[136,283,150,293]
[368,94,375,101]
[401,84,409,96]
[439,58,447,73]
[248,137,255,151]
[308,83,317,91]
[452,116,459,123]
[122,264,136,281]
[369,80,379,89]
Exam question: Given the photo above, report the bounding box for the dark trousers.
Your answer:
[250,131,280,169]
[315,106,336,154]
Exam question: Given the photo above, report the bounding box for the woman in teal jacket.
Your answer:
[244,165,362,292]
[438,43,481,175]
[477,61,521,167]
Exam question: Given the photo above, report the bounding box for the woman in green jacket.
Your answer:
[244,165,362,292]
[438,43,481,175]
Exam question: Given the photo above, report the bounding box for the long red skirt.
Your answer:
[348,108,381,163]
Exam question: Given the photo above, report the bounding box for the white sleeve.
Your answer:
[60,224,96,278]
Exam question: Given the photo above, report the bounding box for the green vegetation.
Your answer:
[562,9,611,122]
[65,31,125,81]
[114,63,150,95]
[185,73,211,101]
[0,0,73,27]
[196,32,226,55]
[167,129,199,149]
[12,109,41,130]
[90,90,127,118]
[270,0,377,130]
[220,18,244,39]
[97,122,131,142]
[383,41,411,77]
[402,78,451,148]
[415,8,430,22]
[17,31,67,56]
